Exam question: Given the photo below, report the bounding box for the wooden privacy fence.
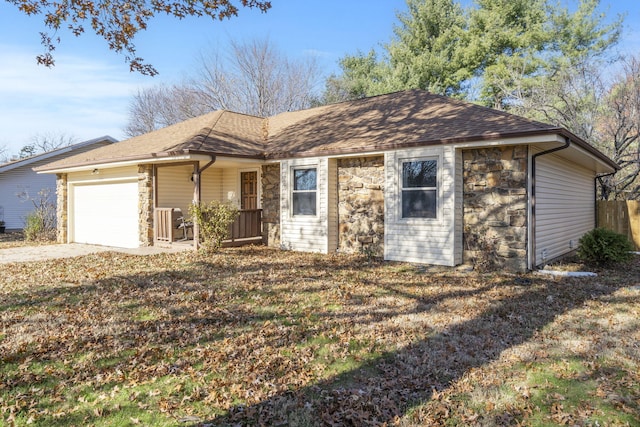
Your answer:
[597,201,640,250]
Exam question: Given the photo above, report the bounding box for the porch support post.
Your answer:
[56,173,68,244]
[191,156,216,250]
[192,162,201,250]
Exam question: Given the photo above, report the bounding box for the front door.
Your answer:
[241,171,258,210]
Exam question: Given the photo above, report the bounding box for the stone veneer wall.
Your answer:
[463,146,528,271]
[138,165,154,246]
[338,156,385,256]
[56,173,68,244]
[261,164,280,247]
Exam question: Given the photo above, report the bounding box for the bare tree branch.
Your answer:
[125,38,322,136]
[6,0,271,75]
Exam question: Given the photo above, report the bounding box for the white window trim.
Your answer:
[397,154,443,223]
[291,165,318,217]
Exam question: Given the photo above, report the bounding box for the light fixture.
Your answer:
[92,169,99,175]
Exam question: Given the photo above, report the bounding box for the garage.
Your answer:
[71,181,139,248]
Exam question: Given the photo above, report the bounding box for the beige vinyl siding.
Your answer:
[67,166,138,184]
[158,165,260,214]
[156,165,194,216]
[280,157,334,253]
[221,168,239,206]
[201,168,223,203]
[384,146,457,266]
[535,152,595,265]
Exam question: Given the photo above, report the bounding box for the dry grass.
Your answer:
[0,244,638,426]
[0,231,54,248]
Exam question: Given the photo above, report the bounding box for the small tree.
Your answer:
[18,188,57,241]
[189,201,239,253]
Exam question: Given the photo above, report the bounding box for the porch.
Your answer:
[154,208,263,248]
[151,159,264,249]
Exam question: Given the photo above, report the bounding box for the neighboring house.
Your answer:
[36,91,618,270]
[0,136,117,230]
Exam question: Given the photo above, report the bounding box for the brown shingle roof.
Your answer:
[266,90,558,157]
[38,111,266,170]
[37,90,616,171]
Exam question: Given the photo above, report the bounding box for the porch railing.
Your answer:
[228,209,262,241]
[153,207,262,245]
[154,208,176,244]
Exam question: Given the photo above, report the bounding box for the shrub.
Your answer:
[577,227,634,265]
[21,189,56,241]
[189,201,239,253]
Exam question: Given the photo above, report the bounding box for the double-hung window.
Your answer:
[292,167,317,216]
[401,159,438,219]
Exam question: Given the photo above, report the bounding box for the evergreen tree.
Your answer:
[325,0,622,108]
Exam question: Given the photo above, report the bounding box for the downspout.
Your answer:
[529,137,571,269]
[191,156,216,250]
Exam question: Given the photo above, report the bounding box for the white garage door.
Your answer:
[72,181,139,248]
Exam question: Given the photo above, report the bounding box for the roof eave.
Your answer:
[265,129,564,160]
[36,149,266,174]
[556,129,620,171]
[265,128,619,172]
[0,136,117,173]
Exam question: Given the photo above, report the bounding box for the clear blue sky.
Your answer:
[0,0,638,156]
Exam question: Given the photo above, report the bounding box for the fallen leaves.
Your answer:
[0,247,639,426]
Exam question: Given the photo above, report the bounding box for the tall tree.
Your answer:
[17,132,77,159]
[325,0,621,107]
[125,38,322,136]
[30,132,78,153]
[503,54,640,200]
[386,0,469,96]
[322,0,468,102]
[596,56,640,200]
[475,0,621,108]
[192,38,321,117]
[125,83,208,136]
[321,50,392,102]
[503,58,606,142]
[5,0,271,75]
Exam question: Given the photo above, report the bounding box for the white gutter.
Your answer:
[38,154,214,174]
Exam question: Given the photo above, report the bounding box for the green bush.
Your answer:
[189,201,239,253]
[577,227,634,265]
[24,211,56,241]
[22,189,57,242]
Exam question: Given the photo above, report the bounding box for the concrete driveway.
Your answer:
[0,243,191,264]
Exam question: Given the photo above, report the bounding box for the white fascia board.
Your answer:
[449,134,565,150]
[39,154,214,174]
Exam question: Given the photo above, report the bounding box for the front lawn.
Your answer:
[1,246,638,426]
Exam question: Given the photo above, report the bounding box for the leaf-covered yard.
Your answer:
[1,245,639,426]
